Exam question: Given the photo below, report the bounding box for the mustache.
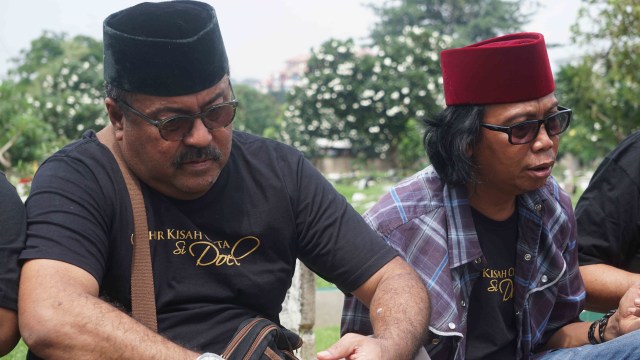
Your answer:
[173,146,221,168]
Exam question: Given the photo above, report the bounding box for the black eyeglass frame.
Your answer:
[480,106,572,145]
[117,84,239,142]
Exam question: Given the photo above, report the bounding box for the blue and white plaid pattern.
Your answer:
[341,166,585,360]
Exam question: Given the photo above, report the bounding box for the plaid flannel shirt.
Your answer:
[341,166,585,360]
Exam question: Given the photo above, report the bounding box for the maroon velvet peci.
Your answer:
[440,32,555,106]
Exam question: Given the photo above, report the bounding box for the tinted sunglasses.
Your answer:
[118,86,238,142]
[481,106,572,145]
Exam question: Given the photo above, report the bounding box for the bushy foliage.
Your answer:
[0,32,104,173]
[0,82,54,171]
[556,0,640,164]
[232,83,284,141]
[8,32,106,140]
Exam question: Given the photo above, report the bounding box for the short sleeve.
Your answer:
[288,154,397,293]
[0,172,26,311]
[19,136,125,284]
[576,157,640,270]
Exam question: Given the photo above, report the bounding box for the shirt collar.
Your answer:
[442,181,551,269]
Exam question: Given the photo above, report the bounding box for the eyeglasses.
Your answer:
[117,90,239,142]
[481,106,572,145]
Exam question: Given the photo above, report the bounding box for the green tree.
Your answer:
[8,31,106,141]
[369,0,532,47]
[232,83,284,141]
[285,38,434,169]
[556,0,640,163]
[285,0,535,170]
[0,79,68,174]
[285,39,380,159]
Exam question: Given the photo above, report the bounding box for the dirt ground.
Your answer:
[315,289,343,327]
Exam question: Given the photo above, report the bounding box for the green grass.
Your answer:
[316,275,337,290]
[1,339,27,360]
[314,325,341,353]
[580,311,605,322]
[331,178,392,215]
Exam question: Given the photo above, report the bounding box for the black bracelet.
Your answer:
[598,310,617,343]
[588,320,600,345]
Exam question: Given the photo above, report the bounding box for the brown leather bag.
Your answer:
[222,317,302,360]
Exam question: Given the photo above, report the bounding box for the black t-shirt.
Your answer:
[21,130,397,353]
[0,171,25,312]
[466,207,518,360]
[576,130,640,271]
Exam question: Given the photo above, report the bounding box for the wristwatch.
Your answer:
[196,353,225,360]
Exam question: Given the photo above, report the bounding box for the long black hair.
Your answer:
[423,105,484,186]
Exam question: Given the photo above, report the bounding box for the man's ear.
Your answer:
[104,98,126,140]
[105,98,124,131]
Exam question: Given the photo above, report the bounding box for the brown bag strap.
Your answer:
[97,125,158,332]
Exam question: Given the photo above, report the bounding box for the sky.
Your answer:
[0,0,583,81]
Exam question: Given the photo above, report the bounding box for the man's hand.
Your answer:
[317,333,387,360]
[605,282,640,340]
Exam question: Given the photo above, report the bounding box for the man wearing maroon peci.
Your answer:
[342,32,640,360]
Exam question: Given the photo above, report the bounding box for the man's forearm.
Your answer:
[26,292,198,359]
[366,259,430,359]
[19,260,200,360]
[0,307,20,356]
[542,321,590,350]
[581,264,640,312]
